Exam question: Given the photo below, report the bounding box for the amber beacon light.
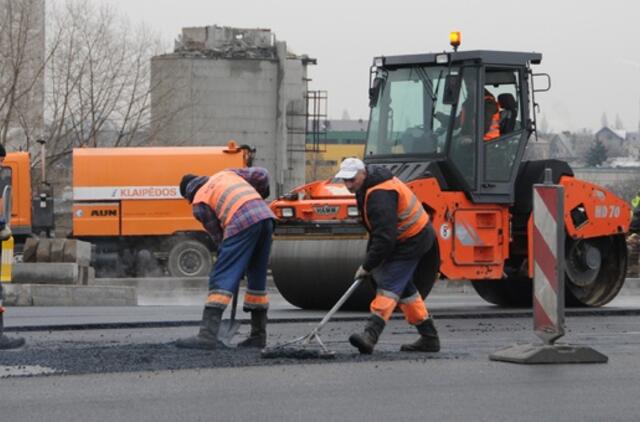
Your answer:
[449,31,461,51]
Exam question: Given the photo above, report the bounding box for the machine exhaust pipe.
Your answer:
[34,139,54,236]
[36,139,46,184]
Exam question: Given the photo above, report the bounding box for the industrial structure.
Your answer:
[151,25,316,197]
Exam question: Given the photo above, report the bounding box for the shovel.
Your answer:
[218,281,242,346]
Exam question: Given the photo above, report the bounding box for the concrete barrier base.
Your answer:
[490,343,608,364]
[12,263,95,285]
[2,283,137,306]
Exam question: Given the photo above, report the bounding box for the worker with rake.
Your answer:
[176,167,275,350]
[337,157,440,354]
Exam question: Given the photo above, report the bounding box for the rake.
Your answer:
[261,277,363,359]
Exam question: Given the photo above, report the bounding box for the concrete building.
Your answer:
[150,25,316,196]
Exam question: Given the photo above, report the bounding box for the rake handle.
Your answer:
[312,277,363,334]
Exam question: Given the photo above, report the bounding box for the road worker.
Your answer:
[0,144,25,350]
[627,191,640,276]
[176,167,275,350]
[483,88,501,141]
[336,157,440,354]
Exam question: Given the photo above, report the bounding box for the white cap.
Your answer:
[335,157,365,179]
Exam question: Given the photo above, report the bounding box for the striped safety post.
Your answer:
[532,168,565,345]
[0,235,13,283]
[490,168,607,364]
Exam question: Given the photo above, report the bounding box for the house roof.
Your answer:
[596,126,626,141]
[550,132,576,157]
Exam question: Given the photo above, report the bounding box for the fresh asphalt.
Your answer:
[2,283,640,421]
[1,313,639,422]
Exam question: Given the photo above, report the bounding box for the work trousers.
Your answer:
[206,219,274,310]
[371,257,420,299]
[369,256,430,324]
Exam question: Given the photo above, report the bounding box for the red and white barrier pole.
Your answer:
[532,168,564,345]
[490,168,607,364]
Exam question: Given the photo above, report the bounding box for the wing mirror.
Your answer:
[369,73,387,108]
[443,74,461,105]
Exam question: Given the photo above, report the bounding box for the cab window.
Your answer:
[483,69,524,182]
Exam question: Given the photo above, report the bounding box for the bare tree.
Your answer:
[601,112,609,129]
[614,113,624,130]
[0,0,188,176]
[43,0,171,167]
[0,0,48,147]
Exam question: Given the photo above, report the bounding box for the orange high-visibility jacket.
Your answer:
[192,171,261,228]
[483,93,501,141]
[363,177,429,241]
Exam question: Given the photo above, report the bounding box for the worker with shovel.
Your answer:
[336,158,440,354]
[176,167,275,350]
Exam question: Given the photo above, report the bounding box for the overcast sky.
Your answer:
[95,0,640,133]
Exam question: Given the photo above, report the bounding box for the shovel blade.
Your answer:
[218,319,241,346]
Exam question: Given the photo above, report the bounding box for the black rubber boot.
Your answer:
[176,307,226,350]
[349,314,385,354]
[400,318,440,352]
[0,312,25,350]
[237,309,267,348]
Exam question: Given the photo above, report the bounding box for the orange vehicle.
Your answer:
[271,178,360,224]
[270,37,630,310]
[3,141,252,277]
[0,152,42,236]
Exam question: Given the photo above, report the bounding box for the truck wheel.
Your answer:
[470,277,532,307]
[167,240,212,277]
[564,234,626,307]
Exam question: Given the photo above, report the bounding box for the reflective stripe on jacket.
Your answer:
[483,94,501,141]
[192,170,262,229]
[363,177,429,241]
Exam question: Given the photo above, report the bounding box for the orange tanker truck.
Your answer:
[3,141,252,277]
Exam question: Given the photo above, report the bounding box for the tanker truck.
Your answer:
[2,141,252,277]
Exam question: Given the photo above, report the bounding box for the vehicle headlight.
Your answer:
[280,207,294,218]
[347,206,359,217]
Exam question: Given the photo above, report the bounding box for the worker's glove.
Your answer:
[354,265,369,281]
[0,218,11,242]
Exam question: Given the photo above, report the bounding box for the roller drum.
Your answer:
[270,238,373,310]
[270,236,440,310]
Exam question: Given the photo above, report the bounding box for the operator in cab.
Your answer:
[336,157,440,354]
[483,88,501,141]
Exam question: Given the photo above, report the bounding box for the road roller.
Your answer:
[270,34,630,310]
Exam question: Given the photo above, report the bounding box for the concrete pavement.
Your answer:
[3,287,640,331]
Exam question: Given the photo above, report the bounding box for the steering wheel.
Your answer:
[399,126,438,154]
